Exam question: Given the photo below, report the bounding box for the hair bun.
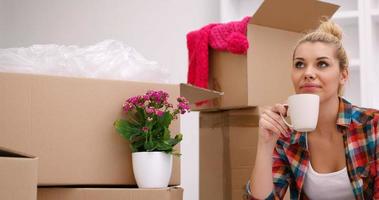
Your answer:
[317,17,343,41]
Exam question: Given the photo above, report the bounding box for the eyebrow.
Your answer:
[316,57,330,60]
[293,57,330,61]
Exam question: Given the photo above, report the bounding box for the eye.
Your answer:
[294,61,304,69]
[318,61,329,68]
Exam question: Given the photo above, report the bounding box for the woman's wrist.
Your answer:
[256,141,275,162]
[257,136,276,153]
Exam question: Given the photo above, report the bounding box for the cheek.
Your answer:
[291,73,302,93]
[291,71,301,86]
[323,73,341,90]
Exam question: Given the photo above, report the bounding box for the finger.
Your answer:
[262,108,288,133]
[265,110,291,135]
[260,117,282,138]
[264,115,289,138]
[261,114,288,137]
[272,104,288,117]
[263,107,291,135]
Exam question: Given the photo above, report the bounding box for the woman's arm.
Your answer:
[248,104,291,199]
[249,140,291,199]
[249,139,276,198]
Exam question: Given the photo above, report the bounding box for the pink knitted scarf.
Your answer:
[187,17,251,92]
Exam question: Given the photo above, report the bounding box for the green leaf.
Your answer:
[135,107,146,122]
[163,127,171,140]
[132,140,145,152]
[129,143,137,152]
[162,112,173,127]
[114,119,139,140]
[155,111,171,128]
[168,133,183,147]
[175,133,183,141]
[156,141,172,151]
[126,111,141,126]
[144,140,155,151]
[172,151,182,157]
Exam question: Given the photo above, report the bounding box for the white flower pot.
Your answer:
[132,152,173,188]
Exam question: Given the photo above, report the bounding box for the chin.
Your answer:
[300,91,318,94]
[296,90,320,95]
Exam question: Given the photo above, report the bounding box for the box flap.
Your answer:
[0,146,35,158]
[250,0,339,33]
[180,83,223,104]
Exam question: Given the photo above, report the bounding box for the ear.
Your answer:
[339,68,348,85]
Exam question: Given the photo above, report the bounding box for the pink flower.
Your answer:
[137,96,146,106]
[155,110,164,117]
[146,90,169,104]
[143,95,149,101]
[121,91,190,133]
[177,96,188,103]
[177,100,190,114]
[123,102,134,112]
[141,127,149,132]
[127,96,138,104]
[126,95,146,107]
[145,107,155,114]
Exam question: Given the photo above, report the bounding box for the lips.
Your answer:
[300,83,321,92]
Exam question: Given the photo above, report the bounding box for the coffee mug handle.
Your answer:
[280,104,293,128]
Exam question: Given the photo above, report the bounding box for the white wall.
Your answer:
[0,0,219,84]
[0,1,220,200]
[220,0,262,22]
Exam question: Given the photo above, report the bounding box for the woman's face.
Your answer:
[291,41,348,103]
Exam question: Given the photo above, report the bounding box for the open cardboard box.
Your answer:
[0,72,216,186]
[191,0,339,111]
[199,108,290,200]
[0,146,38,200]
[38,187,183,200]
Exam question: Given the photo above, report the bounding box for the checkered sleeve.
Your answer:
[246,142,291,200]
[374,113,379,199]
[271,142,291,199]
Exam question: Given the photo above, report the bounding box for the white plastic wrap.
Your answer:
[0,40,170,83]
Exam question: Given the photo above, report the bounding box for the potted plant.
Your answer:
[114,90,190,188]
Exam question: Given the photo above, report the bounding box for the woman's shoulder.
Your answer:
[351,104,379,124]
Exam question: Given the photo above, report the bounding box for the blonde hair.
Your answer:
[293,17,348,95]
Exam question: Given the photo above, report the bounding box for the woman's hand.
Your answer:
[258,103,291,149]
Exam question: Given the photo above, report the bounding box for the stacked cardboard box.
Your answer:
[196,0,338,200]
[38,187,183,200]
[0,147,38,200]
[0,72,182,186]
[0,72,217,199]
[200,108,291,200]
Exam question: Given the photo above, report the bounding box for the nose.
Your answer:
[303,65,316,80]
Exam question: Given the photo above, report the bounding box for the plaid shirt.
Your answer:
[248,97,379,200]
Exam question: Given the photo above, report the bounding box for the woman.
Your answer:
[247,18,379,200]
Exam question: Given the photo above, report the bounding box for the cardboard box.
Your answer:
[0,72,210,186]
[38,187,183,200]
[200,108,289,200]
[0,146,38,200]
[192,0,338,111]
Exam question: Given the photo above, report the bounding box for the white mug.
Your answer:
[280,94,320,132]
